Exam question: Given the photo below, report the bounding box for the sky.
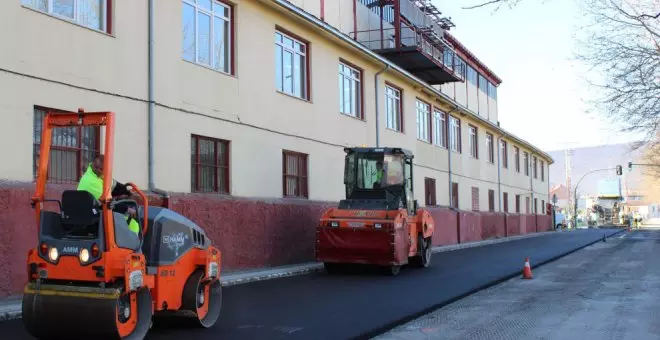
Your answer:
[434,0,642,152]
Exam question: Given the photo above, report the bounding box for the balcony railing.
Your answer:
[354,25,464,83]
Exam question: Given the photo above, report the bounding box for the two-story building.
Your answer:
[0,0,553,295]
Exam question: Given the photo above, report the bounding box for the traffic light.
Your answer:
[628,161,633,172]
[616,165,622,176]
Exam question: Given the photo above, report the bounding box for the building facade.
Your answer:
[0,0,553,296]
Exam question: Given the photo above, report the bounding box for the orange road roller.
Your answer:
[22,109,223,339]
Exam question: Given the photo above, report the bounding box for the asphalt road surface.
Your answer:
[376,227,660,340]
[1,228,621,340]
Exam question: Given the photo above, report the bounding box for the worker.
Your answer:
[373,161,385,188]
[78,155,140,234]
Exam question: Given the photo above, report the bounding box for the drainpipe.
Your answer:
[496,132,505,212]
[445,104,459,208]
[148,0,155,192]
[374,64,390,147]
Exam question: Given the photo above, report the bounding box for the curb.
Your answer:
[0,229,561,323]
[354,228,625,340]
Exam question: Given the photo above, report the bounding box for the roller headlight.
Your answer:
[79,248,90,263]
[208,262,219,278]
[374,223,382,229]
[128,270,143,291]
[48,247,59,262]
[330,222,339,227]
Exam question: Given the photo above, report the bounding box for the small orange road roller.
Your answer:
[22,109,222,339]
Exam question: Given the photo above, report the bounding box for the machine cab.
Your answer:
[340,147,416,213]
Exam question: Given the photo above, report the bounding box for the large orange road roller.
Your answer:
[316,147,435,276]
[22,109,222,339]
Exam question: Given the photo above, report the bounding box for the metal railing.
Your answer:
[353,26,464,80]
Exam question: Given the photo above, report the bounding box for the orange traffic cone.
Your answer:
[522,258,533,279]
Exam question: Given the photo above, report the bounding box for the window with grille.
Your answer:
[471,187,479,211]
[451,182,459,208]
[516,194,521,213]
[524,152,529,176]
[514,146,520,172]
[526,197,530,214]
[283,151,308,198]
[541,161,545,181]
[503,192,509,212]
[488,189,495,212]
[32,107,100,184]
[424,177,436,206]
[533,156,538,179]
[190,135,230,194]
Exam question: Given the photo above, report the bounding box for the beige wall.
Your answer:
[0,0,549,212]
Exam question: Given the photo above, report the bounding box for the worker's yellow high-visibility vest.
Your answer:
[77,164,139,234]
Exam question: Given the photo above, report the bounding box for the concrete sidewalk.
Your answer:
[375,228,657,340]
[0,230,556,322]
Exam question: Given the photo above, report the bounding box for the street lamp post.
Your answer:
[572,167,618,229]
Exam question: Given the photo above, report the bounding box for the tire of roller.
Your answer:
[180,269,223,328]
[22,286,153,340]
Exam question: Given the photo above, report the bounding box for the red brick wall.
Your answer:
[0,183,553,297]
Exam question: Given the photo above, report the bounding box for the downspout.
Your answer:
[445,104,459,208]
[496,132,505,212]
[530,153,536,230]
[148,0,155,192]
[374,64,390,147]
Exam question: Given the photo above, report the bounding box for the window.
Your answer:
[454,55,467,79]
[385,85,402,132]
[486,133,494,163]
[542,200,545,213]
[524,152,529,176]
[514,146,520,172]
[541,161,545,181]
[182,0,233,74]
[22,0,112,33]
[488,189,495,212]
[449,116,461,152]
[526,197,530,214]
[503,192,509,213]
[191,135,230,194]
[424,178,436,206]
[471,187,479,211]
[468,125,478,158]
[283,151,308,198]
[515,195,521,213]
[487,82,497,100]
[451,182,459,208]
[275,30,308,99]
[33,106,100,183]
[500,140,508,168]
[338,61,362,118]
[416,99,431,142]
[467,66,477,85]
[533,156,538,179]
[534,198,538,214]
[478,74,488,93]
[433,110,447,148]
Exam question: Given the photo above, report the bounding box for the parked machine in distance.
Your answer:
[22,109,222,339]
[315,147,435,276]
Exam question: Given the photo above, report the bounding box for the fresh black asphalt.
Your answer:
[0,228,622,339]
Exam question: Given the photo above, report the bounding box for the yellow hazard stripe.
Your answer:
[24,287,120,300]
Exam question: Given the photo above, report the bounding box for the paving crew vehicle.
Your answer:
[315,147,435,276]
[22,109,222,339]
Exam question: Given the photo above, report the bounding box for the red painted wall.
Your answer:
[0,183,552,298]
